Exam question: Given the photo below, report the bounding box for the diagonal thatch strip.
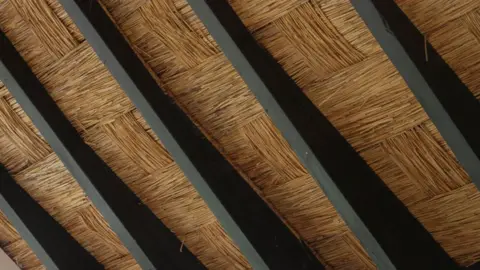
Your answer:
[1,0,480,269]
[0,0,246,267]
[350,0,480,192]
[57,0,325,269]
[185,0,459,269]
[0,164,102,269]
[0,28,204,269]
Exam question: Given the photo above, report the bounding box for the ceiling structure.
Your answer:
[0,0,480,269]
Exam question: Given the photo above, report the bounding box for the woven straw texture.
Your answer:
[0,0,480,269]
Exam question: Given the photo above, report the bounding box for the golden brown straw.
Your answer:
[0,0,480,269]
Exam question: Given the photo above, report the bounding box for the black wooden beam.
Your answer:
[185,0,461,269]
[349,0,480,188]
[0,31,204,270]
[0,164,102,270]
[57,0,324,269]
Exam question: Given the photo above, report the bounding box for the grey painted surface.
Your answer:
[0,248,20,270]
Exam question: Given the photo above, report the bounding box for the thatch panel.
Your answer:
[0,0,248,268]
[0,99,51,164]
[0,86,6,97]
[102,0,149,23]
[101,0,383,267]
[382,126,469,196]
[9,0,78,58]
[0,1,55,74]
[125,162,217,235]
[242,115,307,181]
[13,154,90,218]
[0,128,30,174]
[2,240,44,270]
[0,212,19,247]
[165,55,263,137]
[1,0,480,268]
[117,12,188,80]
[409,184,480,265]
[312,232,373,269]
[12,153,138,269]
[361,124,480,266]
[263,174,348,240]
[228,0,307,31]
[253,23,318,89]
[43,0,84,42]
[266,2,480,265]
[101,112,173,173]
[428,13,480,98]
[139,0,219,68]
[184,221,251,269]
[275,2,364,78]
[216,125,284,192]
[36,42,135,132]
[304,53,426,151]
[320,0,381,56]
[84,126,150,184]
[395,0,480,32]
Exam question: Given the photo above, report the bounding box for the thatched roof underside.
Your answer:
[0,0,480,269]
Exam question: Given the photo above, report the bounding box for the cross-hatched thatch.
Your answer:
[1,0,480,269]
